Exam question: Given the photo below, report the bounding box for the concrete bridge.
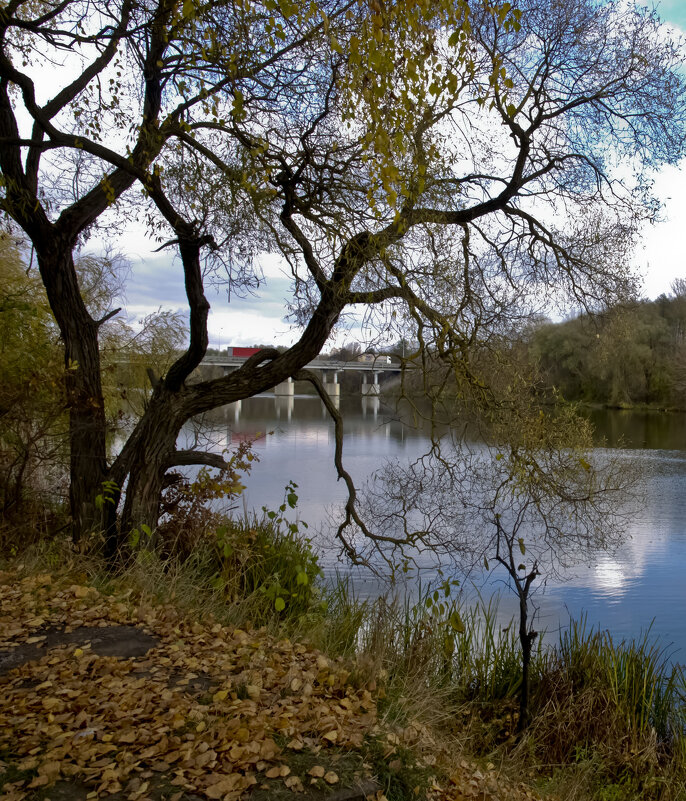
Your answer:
[201,355,401,397]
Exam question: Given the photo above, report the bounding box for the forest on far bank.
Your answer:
[529,281,686,409]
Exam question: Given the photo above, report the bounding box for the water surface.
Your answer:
[194,397,686,660]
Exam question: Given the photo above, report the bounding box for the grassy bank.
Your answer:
[2,516,686,801]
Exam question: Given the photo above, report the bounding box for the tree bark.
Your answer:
[118,383,193,537]
[35,241,110,542]
[517,589,537,732]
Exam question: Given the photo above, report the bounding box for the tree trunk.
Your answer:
[517,592,537,732]
[65,320,108,541]
[122,460,167,545]
[36,243,110,543]
[119,387,189,538]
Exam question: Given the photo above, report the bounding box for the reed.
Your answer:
[450,595,524,703]
[13,529,686,800]
[551,615,686,745]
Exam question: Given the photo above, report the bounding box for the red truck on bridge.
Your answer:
[228,346,262,358]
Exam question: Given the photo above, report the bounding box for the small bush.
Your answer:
[210,512,323,621]
[155,442,255,559]
[133,458,324,626]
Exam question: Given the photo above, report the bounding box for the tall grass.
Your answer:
[451,595,524,703]
[339,587,527,732]
[534,616,686,766]
[356,589,526,701]
[10,522,686,800]
[520,617,686,800]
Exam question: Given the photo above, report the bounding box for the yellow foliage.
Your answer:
[0,570,378,798]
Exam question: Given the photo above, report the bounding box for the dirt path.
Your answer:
[0,572,385,800]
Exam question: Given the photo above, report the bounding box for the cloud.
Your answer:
[205,273,300,348]
[116,241,300,346]
[635,160,686,299]
[125,252,186,310]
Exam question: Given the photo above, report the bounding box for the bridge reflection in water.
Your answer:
[223,393,384,425]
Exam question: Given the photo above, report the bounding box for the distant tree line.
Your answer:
[529,281,686,408]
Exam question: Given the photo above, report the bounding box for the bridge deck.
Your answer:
[202,357,401,372]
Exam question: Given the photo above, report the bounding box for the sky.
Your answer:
[656,0,686,30]
[109,2,686,349]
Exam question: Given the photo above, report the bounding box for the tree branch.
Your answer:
[295,367,423,566]
[25,0,134,193]
[164,449,229,470]
[95,307,121,327]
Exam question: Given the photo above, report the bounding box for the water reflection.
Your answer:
[593,558,631,595]
[194,399,686,659]
[206,394,415,447]
[275,395,294,422]
[361,396,380,420]
[582,407,686,450]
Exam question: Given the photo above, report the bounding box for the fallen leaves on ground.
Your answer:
[428,758,548,801]
[0,569,549,801]
[0,571,376,800]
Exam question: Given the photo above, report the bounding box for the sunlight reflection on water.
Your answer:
[193,397,686,661]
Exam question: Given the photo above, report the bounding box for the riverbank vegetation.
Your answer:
[3,512,686,801]
[529,286,686,410]
[0,450,681,800]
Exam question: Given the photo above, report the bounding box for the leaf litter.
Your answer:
[0,570,547,801]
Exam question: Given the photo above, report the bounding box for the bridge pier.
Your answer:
[274,376,295,396]
[323,369,340,398]
[361,371,380,396]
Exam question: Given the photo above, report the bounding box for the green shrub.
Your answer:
[211,510,322,620]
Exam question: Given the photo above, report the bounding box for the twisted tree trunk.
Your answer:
[36,240,110,541]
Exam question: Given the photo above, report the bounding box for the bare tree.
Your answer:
[0,0,682,552]
[355,401,634,729]
[671,278,686,299]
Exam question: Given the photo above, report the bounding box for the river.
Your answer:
[193,395,686,660]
